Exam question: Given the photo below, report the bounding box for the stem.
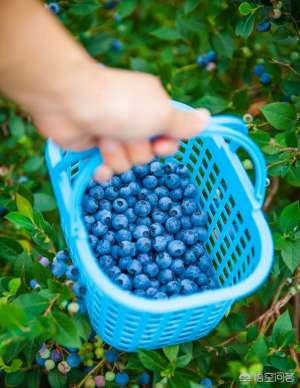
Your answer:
[263,177,279,211]
[43,295,59,317]
[293,294,300,342]
[270,58,300,79]
[76,360,105,388]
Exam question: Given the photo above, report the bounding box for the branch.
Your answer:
[294,294,300,342]
[43,295,59,317]
[263,177,279,212]
[270,58,300,79]
[76,360,105,388]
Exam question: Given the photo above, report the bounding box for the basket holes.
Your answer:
[209,171,216,184]
[242,261,247,274]
[205,149,212,160]
[220,178,227,190]
[245,229,251,241]
[251,246,255,257]
[199,167,205,178]
[237,269,242,280]
[220,212,227,224]
[175,155,183,162]
[178,146,186,153]
[202,189,208,201]
[237,212,244,224]
[220,244,226,256]
[232,220,239,232]
[225,204,231,216]
[224,236,230,249]
[223,266,229,279]
[229,196,236,208]
[187,163,193,173]
[212,163,220,175]
[189,153,197,165]
[196,138,203,146]
[219,276,225,286]
[216,251,222,264]
[217,220,222,232]
[240,237,246,249]
[231,251,238,264]
[227,260,233,272]
[192,144,200,155]
[195,175,201,186]
[236,245,242,257]
[206,180,212,192]
[203,158,208,168]
[246,254,251,265]
[209,234,215,248]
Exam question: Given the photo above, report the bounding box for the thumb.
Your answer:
[162,107,210,139]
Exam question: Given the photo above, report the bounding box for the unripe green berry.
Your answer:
[84,376,96,388]
[290,51,300,61]
[243,159,253,170]
[40,349,51,359]
[249,362,263,376]
[86,343,93,351]
[105,371,115,382]
[95,348,104,359]
[131,385,139,388]
[243,113,253,124]
[67,302,80,314]
[85,359,94,367]
[45,359,55,371]
[242,46,252,58]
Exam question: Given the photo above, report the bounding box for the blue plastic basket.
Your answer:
[45,101,273,351]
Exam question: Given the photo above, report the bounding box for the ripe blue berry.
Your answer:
[128,181,140,195]
[152,236,168,252]
[150,279,160,288]
[256,20,271,32]
[198,273,208,286]
[51,349,62,362]
[193,243,205,258]
[194,226,208,242]
[104,186,119,200]
[159,269,173,284]
[112,214,128,230]
[206,50,217,62]
[142,175,158,190]
[133,274,150,290]
[133,164,149,177]
[48,2,60,14]
[182,229,198,245]
[253,63,265,76]
[119,256,132,271]
[111,245,120,259]
[115,229,132,242]
[108,266,121,280]
[180,178,190,188]
[99,255,115,269]
[115,372,129,386]
[105,350,118,363]
[136,216,152,226]
[134,200,151,217]
[121,170,136,184]
[84,215,95,231]
[147,193,158,207]
[137,253,152,265]
[209,277,219,289]
[154,291,168,299]
[99,198,112,210]
[82,196,98,214]
[126,195,136,207]
[176,164,188,176]
[152,209,167,224]
[56,250,69,261]
[169,204,182,218]
[164,162,177,174]
[184,183,197,198]
[198,254,211,272]
[133,225,150,239]
[180,215,192,230]
[260,72,271,85]
[119,241,136,256]
[182,199,197,215]
[52,261,67,277]
[184,249,197,265]
[96,240,111,255]
[119,185,132,198]
[185,265,201,280]
[92,221,108,237]
[168,240,186,257]
[30,279,40,289]
[165,173,180,189]
[127,259,142,275]
[125,208,137,223]
[196,55,209,67]
[191,210,208,226]
[89,235,98,249]
[66,265,79,281]
[156,252,172,269]
[136,237,151,253]
[138,372,151,385]
[165,217,181,233]
[166,280,181,296]
[67,353,81,368]
[111,39,122,52]
[158,196,172,211]
[113,198,128,213]
[103,230,115,244]
[89,185,105,200]
[95,210,112,226]
[144,262,159,277]
[170,187,183,201]
[150,223,164,237]
[112,176,122,187]
[145,287,157,297]
[200,378,213,388]
[181,279,198,295]
[150,161,163,177]
[72,282,87,297]
[115,273,132,290]
[154,186,169,197]
[35,354,45,366]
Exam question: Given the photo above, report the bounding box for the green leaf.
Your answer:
[50,311,82,348]
[272,310,293,346]
[117,0,137,18]
[48,369,67,388]
[176,354,193,368]
[8,278,21,295]
[9,114,25,140]
[33,193,56,212]
[260,102,297,131]
[212,32,235,58]
[238,2,254,16]
[269,353,296,371]
[279,201,300,232]
[0,237,23,261]
[235,13,256,39]
[163,345,179,362]
[5,371,25,385]
[26,370,41,388]
[194,95,228,114]
[246,336,268,363]
[14,293,48,316]
[72,315,91,342]
[184,0,201,14]
[23,156,44,174]
[137,349,168,371]
[281,239,300,273]
[151,27,181,41]
[70,1,100,16]
[5,212,34,231]
[83,33,112,56]
[130,58,152,72]
[16,193,33,220]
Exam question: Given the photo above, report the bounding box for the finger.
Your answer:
[152,137,178,156]
[99,139,131,174]
[125,139,154,165]
[95,165,113,182]
[163,107,210,139]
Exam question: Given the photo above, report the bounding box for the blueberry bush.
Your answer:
[0,0,299,387]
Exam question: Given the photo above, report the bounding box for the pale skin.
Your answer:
[0,0,210,181]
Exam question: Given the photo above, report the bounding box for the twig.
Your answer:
[43,295,59,317]
[294,294,300,342]
[263,177,279,211]
[76,360,105,388]
[290,347,300,372]
[270,59,300,79]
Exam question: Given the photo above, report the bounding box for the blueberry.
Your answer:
[142,175,158,189]
[137,253,152,265]
[182,199,197,215]
[169,204,182,218]
[89,186,105,200]
[144,262,159,277]
[84,215,95,231]
[112,176,122,187]
[165,233,174,243]
[125,208,137,222]
[182,229,198,245]
[112,214,128,230]
[150,223,164,237]
[103,230,115,244]
[197,273,208,286]
[154,186,169,197]
[185,265,201,280]
[200,378,213,388]
[48,2,60,14]
[152,236,168,252]
[145,287,157,298]
[159,269,173,284]
[99,199,112,210]
[65,265,79,281]
[165,217,181,233]
[128,181,140,195]
[154,291,168,299]
[198,254,211,272]
[120,170,136,183]
[170,187,183,202]
[176,164,189,177]
[209,277,219,289]
[135,289,146,297]
[181,279,198,295]
[184,184,197,198]
[168,240,186,257]
[99,255,115,269]
[96,239,111,255]
[115,372,129,386]
[111,245,120,259]
[149,279,160,288]
[155,252,171,270]
[260,72,271,85]
[134,200,151,217]
[253,63,265,76]
[164,162,177,174]
[119,185,132,198]
[82,196,98,214]
[104,186,119,200]
[196,55,209,67]
[87,179,96,189]
[115,229,131,242]
[150,161,163,177]
[170,259,184,274]
[115,273,132,290]
[180,178,190,188]
[138,372,151,385]
[92,221,108,237]
[51,261,66,277]
[184,249,197,265]
[113,198,128,213]
[119,256,132,271]
[166,280,181,296]
[181,215,192,230]
[89,235,98,249]
[30,279,39,289]
[152,209,167,224]
[195,226,208,242]
[165,173,180,189]
[35,354,45,366]
[175,230,184,240]
[133,274,150,290]
[158,196,172,211]
[256,20,271,32]
[191,210,208,226]
[95,209,112,226]
[108,266,121,280]
[193,243,205,258]
[72,282,87,297]
[206,50,217,62]
[133,164,149,177]
[147,193,158,207]
[67,354,81,368]
[127,259,142,275]
[119,241,136,256]
[136,237,151,253]
[51,349,62,362]
[133,225,150,239]
[105,350,118,363]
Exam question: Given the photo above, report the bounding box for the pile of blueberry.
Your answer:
[196,50,217,71]
[82,160,219,299]
[253,63,271,85]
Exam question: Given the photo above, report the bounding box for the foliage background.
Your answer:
[0,0,299,387]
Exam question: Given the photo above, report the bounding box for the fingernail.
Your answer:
[196,108,211,126]
[101,139,119,152]
[153,139,178,156]
[95,165,112,182]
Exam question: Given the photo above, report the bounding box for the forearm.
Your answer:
[0,0,93,110]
